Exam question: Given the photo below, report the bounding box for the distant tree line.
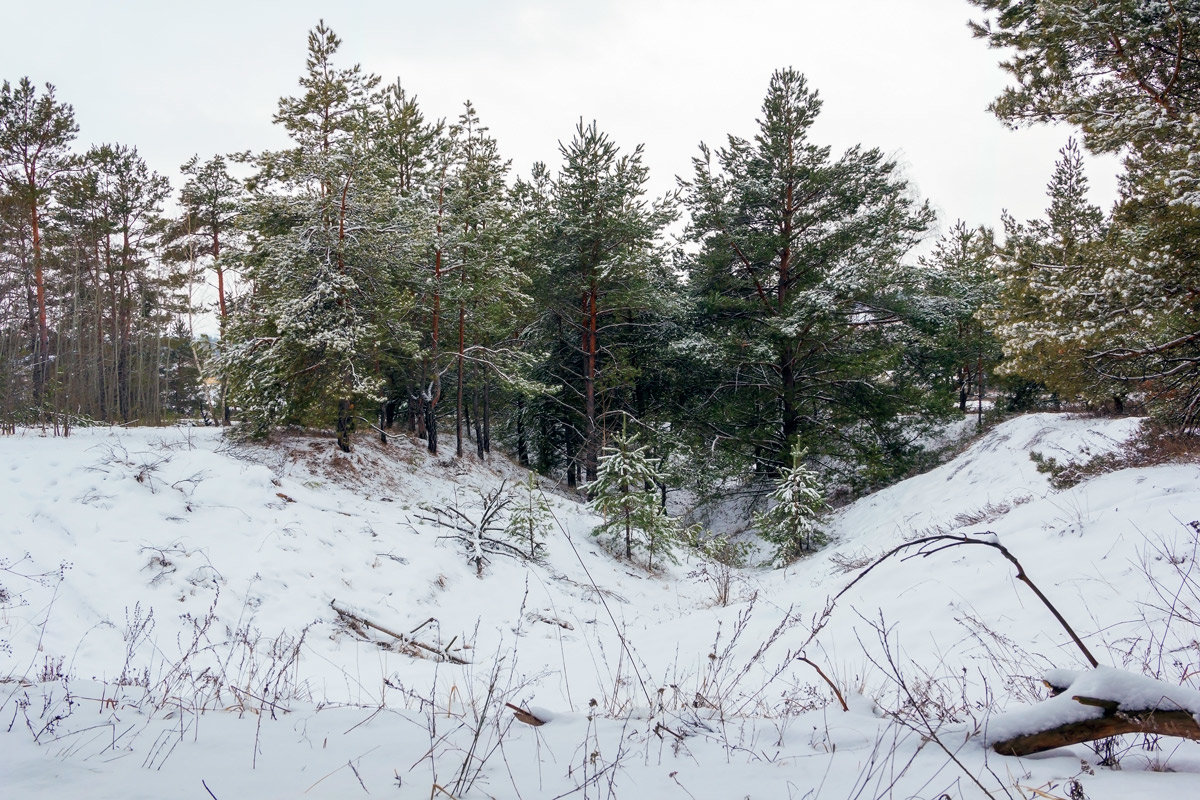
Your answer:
[2,5,1197,496]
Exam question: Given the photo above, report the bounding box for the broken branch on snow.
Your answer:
[330,600,468,664]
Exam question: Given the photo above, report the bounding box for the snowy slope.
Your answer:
[3,413,1200,799]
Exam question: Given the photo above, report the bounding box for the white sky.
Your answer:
[2,0,1121,240]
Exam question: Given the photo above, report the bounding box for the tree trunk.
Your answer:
[212,229,232,425]
[473,386,484,459]
[455,348,464,458]
[583,286,599,482]
[976,346,984,430]
[516,396,529,467]
[780,346,799,463]
[409,384,421,435]
[92,247,107,420]
[427,166,446,455]
[425,381,439,455]
[992,696,1200,757]
[625,514,632,561]
[384,398,397,429]
[337,397,353,452]
[482,377,491,454]
[28,194,50,406]
[777,168,798,464]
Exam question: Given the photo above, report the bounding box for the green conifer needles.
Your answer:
[753,443,827,563]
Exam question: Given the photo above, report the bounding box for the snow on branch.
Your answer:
[987,666,1200,757]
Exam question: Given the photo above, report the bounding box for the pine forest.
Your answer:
[4,4,1200,796]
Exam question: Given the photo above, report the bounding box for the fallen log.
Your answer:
[989,667,1200,757]
[993,704,1200,757]
[330,600,469,665]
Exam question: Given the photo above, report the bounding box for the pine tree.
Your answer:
[753,442,826,563]
[0,78,78,405]
[968,1,1198,159]
[589,429,678,569]
[445,101,527,460]
[374,80,440,442]
[505,472,553,559]
[50,143,173,422]
[163,154,244,424]
[969,0,1200,427]
[222,21,390,449]
[912,221,1001,417]
[529,121,675,485]
[981,140,1119,408]
[683,68,934,479]
[175,154,242,323]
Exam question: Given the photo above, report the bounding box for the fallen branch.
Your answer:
[989,666,1200,756]
[797,656,849,712]
[837,533,1098,668]
[416,484,526,576]
[330,600,468,665]
[993,705,1200,757]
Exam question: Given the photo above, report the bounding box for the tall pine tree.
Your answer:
[0,78,78,405]
[530,121,675,484]
[222,21,390,450]
[683,68,934,480]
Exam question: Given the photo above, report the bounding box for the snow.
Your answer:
[3,413,1200,798]
[986,666,1200,744]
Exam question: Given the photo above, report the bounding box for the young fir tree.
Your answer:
[753,442,826,564]
[504,472,553,560]
[683,68,934,481]
[589,429,678,570]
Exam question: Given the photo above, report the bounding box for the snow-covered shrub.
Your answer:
[686,532,751,606]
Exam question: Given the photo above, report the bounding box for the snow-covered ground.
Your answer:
[3,413,1200,799]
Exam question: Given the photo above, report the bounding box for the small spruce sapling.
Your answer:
[589,430,678,569]
[754,443,826,563]
[505,472,553,559]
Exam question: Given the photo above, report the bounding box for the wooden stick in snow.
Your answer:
[330,600,468,665]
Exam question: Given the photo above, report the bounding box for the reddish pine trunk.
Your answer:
[427,172,446,455]
[583,284,599,482]
[778,172,798,458]
[456,304,465,458]
[29,194,50,403]
[482,377,491,454]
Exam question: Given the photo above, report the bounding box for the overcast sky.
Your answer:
[2,0,1121,241]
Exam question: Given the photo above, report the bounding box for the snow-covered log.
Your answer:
[988,667,1200,757]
